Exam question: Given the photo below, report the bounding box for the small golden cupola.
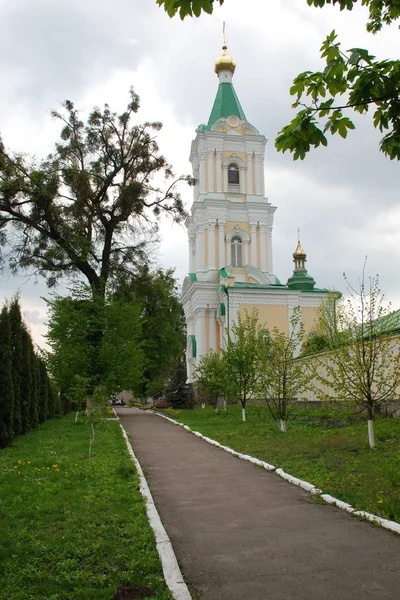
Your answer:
[293,235,306,271]
[214,45,236,75]
[287,231,316,291]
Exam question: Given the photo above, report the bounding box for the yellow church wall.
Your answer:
[221,151,246,163]
[225,221,250,234]
[215,124,230,133]
[256,226,260,269]
[239,304,289,336]
[216,321,221,353]
[301,307,319,337]
[205,153,209,191]
[236,125,253,136]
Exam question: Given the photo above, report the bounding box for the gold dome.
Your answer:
[293,240,306,259]
[214,45,236,74]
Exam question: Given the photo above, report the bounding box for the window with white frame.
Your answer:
[231,235,243,267]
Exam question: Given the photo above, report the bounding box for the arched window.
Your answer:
[228,163,239,186]
[231,235,243,267]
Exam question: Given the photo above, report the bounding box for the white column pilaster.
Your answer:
[209,309,217,351]
[208,222,216,269]
[266,226,273,272]
[189,236,195,272]
[260,225,267,271]
[244,241,249,266]
[250,224,257,267]
[216,151,222,192]
[218,222,225,268]
[261,157,265,196]
[195,309,206,363]
[197,225,205,271]
[246,154,252,194]
[255,155,261,195]
[207,150,214,192]
[239,167,246,194]
[200,153,206,193]
[223,166,228,192]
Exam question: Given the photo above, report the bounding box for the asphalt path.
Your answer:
[117,408,400,600]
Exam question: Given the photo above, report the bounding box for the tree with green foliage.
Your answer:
[46,288,145,402]
[159,0,400,160]
[0,305,15,447]
[29,341,40,432]
[164,356,194,408]
[194,349,232,410]
[8,297,23,435]
[0,297,56,445]
[20,326,35,434]
[0,90,188,297]
[114,268,186,397]
[225,309,261,422]
[37,358,49,423]
[302,331,331,356]
[0,91,191,386]
[275,28,400,160]
[311,268,400,448]
[257,308,310,432]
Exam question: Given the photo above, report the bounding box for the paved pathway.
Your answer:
[117,408,400,600]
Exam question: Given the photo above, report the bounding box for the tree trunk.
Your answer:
[279,419,287,433]
[223,399,227,412]
[367,404,375,449]
[201,403,205,409]
[368,420,375,449]
[87,284,107,393]
[242,407,246,422]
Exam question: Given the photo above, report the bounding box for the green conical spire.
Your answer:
[207,83,246,128]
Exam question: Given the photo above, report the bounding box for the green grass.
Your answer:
[167,405,400,523]
[0,414,172,600]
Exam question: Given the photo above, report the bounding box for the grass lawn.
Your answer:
[0,414,172,600]
[167,405,400,523]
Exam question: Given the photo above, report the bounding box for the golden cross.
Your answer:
[223,21,226,46]
[297,228,300,242]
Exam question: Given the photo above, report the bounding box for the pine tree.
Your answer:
[29,352,39,430]
[0,305,15,447]
[37,359,49,423]
[164,358,193,409]
[9,298,23,436]
[20,327,33,434]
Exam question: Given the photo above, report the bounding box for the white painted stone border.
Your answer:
[119,423,192,600]
[155,412,400,537]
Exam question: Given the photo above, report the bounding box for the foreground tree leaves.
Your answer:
[156,0,222,19]
[275,30,400,160]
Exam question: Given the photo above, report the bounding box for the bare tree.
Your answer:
[312,266,400,448]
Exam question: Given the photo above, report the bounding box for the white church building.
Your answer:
[181,44,328,382]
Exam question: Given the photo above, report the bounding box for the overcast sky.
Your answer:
[0,0,399,348]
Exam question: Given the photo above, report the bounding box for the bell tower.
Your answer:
[187,44,277,280]
[182,44,279,381]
